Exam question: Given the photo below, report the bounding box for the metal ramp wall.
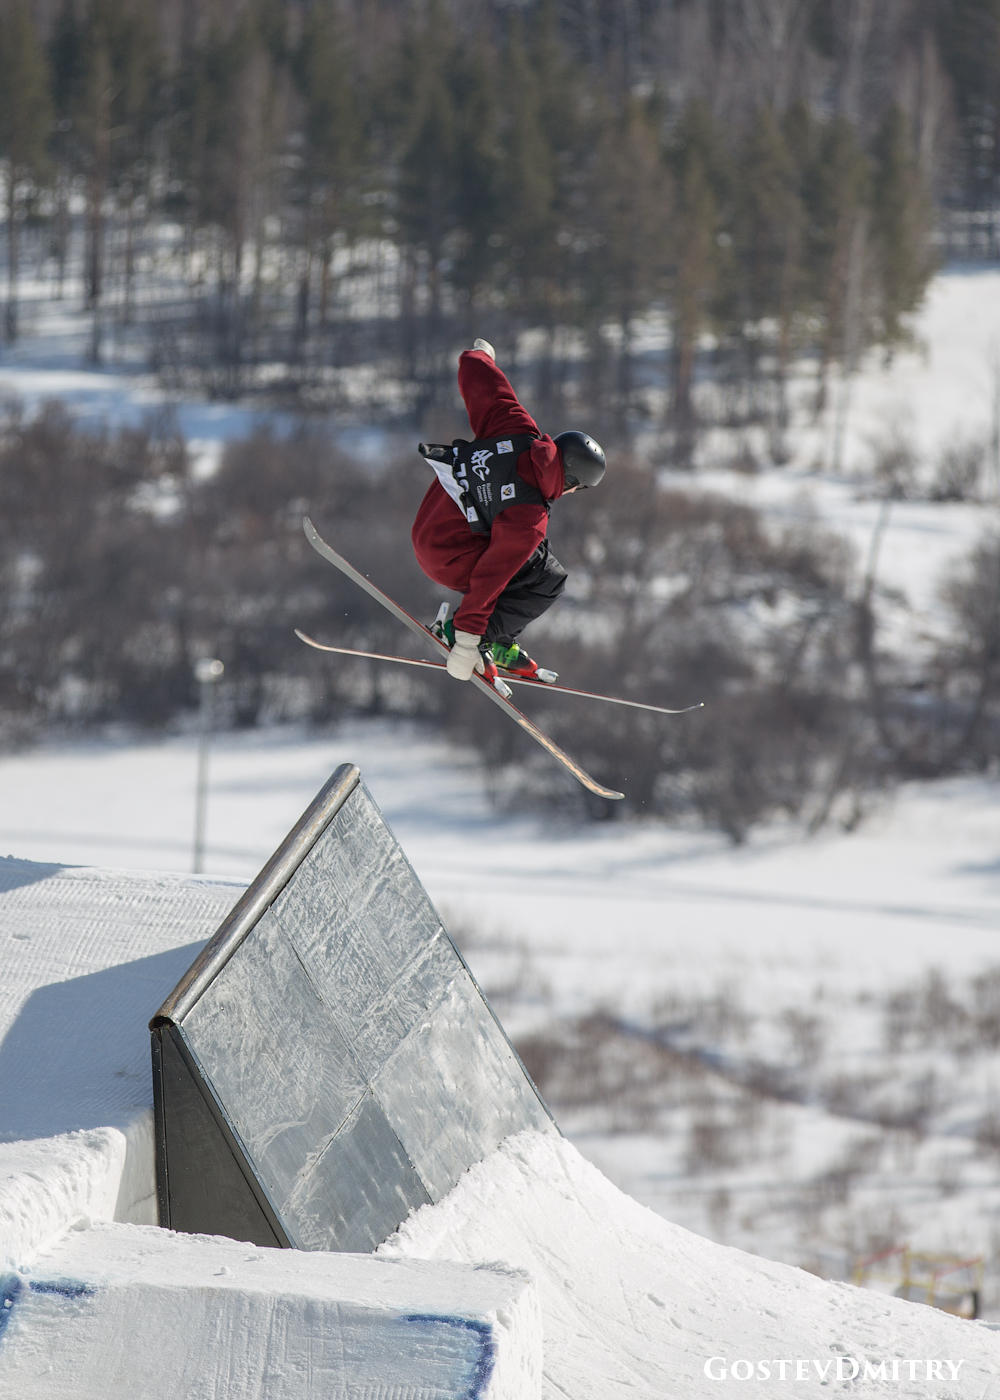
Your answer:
[150,763,554,1251]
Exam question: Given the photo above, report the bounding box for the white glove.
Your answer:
[472,338,495,360]
[446,630,485,681]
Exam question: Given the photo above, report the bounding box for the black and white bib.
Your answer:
[418,434,548,534]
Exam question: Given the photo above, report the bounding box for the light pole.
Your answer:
[193,658,224,874]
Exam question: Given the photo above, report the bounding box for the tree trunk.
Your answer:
[54,169,70,301]
[296,244,312,354]
[830,212,868,474]
[771,219,800,461]
[672,310,698,467]
[6,167,20,342]
[617,306,633,439]
[85,73,112,362]
[318,239,332,328]
[122,184,137,327]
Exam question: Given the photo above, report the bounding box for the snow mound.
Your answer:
[0,1220,541,1399]
[0,858,241,1266]
[379,1130,1000,1398]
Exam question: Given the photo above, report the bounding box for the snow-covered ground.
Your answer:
[3,265,1000,1370]
[2,718,1000,1321]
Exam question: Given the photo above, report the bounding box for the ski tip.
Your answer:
[303,516,324,548]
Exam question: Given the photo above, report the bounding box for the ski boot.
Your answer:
[490,640,558,685]
[477,642,507,691]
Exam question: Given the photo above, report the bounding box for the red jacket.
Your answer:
[411,350,563,636]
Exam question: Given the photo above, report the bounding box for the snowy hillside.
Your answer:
[3,732,1000,1395]
[2,265,1000,1355]
[2,717,1000,1321]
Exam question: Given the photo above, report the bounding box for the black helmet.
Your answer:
[554,431,606,489]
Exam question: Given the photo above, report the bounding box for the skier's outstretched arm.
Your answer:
[457,350,539,440]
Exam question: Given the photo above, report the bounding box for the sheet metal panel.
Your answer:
[283,1090,431,1252]
[373,972,553,1201]
[153,764,554,1251]
[182,909,368,1206]
[270,792,455,1075]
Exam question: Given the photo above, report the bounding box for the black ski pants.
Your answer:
[482,539,568,647]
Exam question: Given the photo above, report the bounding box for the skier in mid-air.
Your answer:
[412,338,606,686]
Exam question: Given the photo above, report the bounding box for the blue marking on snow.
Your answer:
[402,1314,498,1398]
[0,1273,96,1346]
[29,1278,95,1299]
[0,1274,25,1340]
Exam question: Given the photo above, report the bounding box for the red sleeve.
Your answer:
[457,350,539,438]
[525,436,564,501]
[452,503,549,635]
[449,349,564,635]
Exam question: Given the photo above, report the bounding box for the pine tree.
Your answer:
[524,0,586,410]
[450,41,501,326]
[934,0,1000,219]
[393,0,460,376]
[172,8,284,391]
[735,105,804,458]
[293,4,363,346]
[589,98,671,435]
[72,0,163,356]
[801,115,872,422]
[668,99,734,466]
[871,105,935,354]
[47,0,83,299]
[108,0,161,326]
[496,15,557,332]
[0,4,52,341]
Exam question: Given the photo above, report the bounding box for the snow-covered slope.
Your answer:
[382,1130,1000,1399]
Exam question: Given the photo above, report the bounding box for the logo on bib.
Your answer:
[500,483,516,500]
[471,448,493,480]
[496,440,513,454]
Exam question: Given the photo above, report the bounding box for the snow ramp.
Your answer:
[150,762,554,1252]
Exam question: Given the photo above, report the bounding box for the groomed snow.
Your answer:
[381,1129,1000,1399]
[0,858,241,1266]
[1,1221,541,1399]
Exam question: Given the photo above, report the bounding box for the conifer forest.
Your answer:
[1,0,987,425]
[1,1,1000,831]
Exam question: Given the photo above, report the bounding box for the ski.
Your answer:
[294,631,703,718]
[301,517,626,800]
